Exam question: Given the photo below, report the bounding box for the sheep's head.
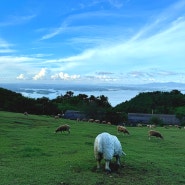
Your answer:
[159,134,164,139]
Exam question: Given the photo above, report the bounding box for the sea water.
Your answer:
[1,83,185,107]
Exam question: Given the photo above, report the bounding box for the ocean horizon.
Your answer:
[1,82,185,107]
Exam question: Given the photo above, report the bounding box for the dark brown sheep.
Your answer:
[148,130,163,140]
[55,124,70,134]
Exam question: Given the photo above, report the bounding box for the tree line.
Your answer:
[0,87,185,125]
[113,89,185,125]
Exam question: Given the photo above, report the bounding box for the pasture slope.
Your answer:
[0,111,185,185]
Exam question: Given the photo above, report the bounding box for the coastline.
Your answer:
[1,82,185,107]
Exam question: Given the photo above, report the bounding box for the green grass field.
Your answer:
[0,111,185,185]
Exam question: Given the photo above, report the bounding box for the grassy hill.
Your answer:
[0,111,185,185]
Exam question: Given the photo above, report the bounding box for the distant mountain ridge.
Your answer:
[1,82,185,90]
[135,82,185,89]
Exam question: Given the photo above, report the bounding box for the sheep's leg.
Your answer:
[115,156,121,166]
[105,160,111,172]
[97,160,101,169]
[96,153,102,169]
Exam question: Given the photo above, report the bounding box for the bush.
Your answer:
[149,116,164,126]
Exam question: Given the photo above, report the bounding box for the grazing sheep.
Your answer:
[148,130,163,140]
[137,123,143,127]
[107,122,111,125]
[55,124,70,134]
[82,118,88,122]
[94,120,100,123]
[54,115,59,119]
[94,132,126,172]
[150,124,156,128]
[175,125,182,129]
[117,125,130,135]
[88,119,94,122]
[23,112,28,118]
[163,125,168,129]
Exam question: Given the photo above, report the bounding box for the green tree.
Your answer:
[175,106,185,126]
[149,116,164,126]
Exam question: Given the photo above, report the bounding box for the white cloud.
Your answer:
[51,72,80,80]
[33,68,47,80]
[58,50,95,62]
[44,49,95,63]
[0,14,36,27]
[0,56,40,63]
[1,0,185,85]
[41,26,66,40]
[0,49,15,53]
[16,74,26,80]
[40,9,128,41]
[46,13,184,66]
[95,75,118,82]
[0,38,12,47]
[108,0,124,8]
[0,38,15,53]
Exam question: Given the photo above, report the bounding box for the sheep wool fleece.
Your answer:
[94,132,123,160]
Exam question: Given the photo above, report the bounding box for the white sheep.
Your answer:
[88,119,94,122]
[94,119,100,123]
[94,132,126,172]
[23,112,28,118]
[148,124,156,128]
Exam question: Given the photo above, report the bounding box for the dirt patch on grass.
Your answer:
[91,163,124,174]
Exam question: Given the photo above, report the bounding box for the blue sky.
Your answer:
[0,0,185,85]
